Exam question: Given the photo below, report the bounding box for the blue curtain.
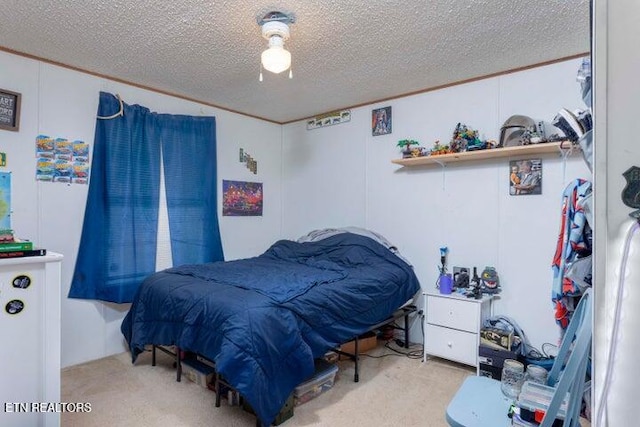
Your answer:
[69,92,223,303]
[160,113,223,266]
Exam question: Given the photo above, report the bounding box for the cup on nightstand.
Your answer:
[438,273,453,294]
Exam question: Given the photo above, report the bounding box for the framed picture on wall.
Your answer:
[372,106,392,136]
[509,158,542,195]
[223,180,263,216]
[0,89,21,132]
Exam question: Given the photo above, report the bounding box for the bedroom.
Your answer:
[0,1,637,426]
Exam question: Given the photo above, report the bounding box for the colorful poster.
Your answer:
[36,135,90,184]
[372,106,392,136]
[223,180,263,216]
[0,172,10,230]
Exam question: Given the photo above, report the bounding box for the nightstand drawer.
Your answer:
[426,295,479,332]
[425,324,477,366]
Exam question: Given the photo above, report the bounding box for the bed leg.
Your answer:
[215,373,221,407]
[176,348,182,382]
[151,345,156,366]
[354,337,359,383]
[404,313,410,348]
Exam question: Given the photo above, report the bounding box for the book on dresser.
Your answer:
[0,248,47,258]
[0,239,34,252]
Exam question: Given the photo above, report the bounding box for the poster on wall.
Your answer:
[306,109,351,130]
[223,180,263,216]
[0,172,11,230]
[35,135,90,184]
[372,106,392,136]
[509,158,542,195]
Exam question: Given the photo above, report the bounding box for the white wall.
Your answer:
[283,58,591,351]
[0,49,595,370]
[593,0,640,425]
[0,50,283,367]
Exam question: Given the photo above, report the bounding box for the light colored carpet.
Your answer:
[61,344,474,427]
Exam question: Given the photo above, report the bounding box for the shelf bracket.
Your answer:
[433,160,446,190]
[433,159,446,168]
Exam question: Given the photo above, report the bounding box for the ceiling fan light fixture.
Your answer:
[257,11,295,77]
[261,36,291,74]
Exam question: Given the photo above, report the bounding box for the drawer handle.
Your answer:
[449,310,453,315]
[447,342,452,348]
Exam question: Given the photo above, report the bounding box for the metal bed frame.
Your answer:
[150,303,418,425]
[333,304,417,382]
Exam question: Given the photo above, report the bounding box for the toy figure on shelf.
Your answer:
[430,140,450,156]
[410,146,428,157]
[521,129,545,145]
[397,139,420,158]
[450,123,484,152]
[485,139,498,149]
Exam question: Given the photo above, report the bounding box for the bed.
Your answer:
[121,230,420,426]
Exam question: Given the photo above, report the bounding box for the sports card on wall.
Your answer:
[509,158,542,195]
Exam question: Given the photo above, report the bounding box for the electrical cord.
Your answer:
[596,219,639,427]
[541,342,559,358]
[360,340,424,360]
[361,312,426,360]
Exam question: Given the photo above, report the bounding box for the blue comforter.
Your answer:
[121,232,420,425]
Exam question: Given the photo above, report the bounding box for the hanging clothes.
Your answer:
[551,178,592,328]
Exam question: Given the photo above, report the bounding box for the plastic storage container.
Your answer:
[516,380,568,426]
[181,358,216,388]
[294,360,339,406]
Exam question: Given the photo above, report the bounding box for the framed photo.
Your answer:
[372,106,392,136]
[452,266,470,289]
[509,158,542,195]
[0,89,21,132]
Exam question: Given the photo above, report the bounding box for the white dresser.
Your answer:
[0,253,63,427]
[423,292,493,373]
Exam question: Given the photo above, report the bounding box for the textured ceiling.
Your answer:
[0,1,590,123]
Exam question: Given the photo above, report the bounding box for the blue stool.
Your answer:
[445,289,592,427]
[445,376,512,427]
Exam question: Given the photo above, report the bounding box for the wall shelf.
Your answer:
[391,141,576,167]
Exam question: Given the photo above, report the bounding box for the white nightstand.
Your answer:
[423,291,494,374]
